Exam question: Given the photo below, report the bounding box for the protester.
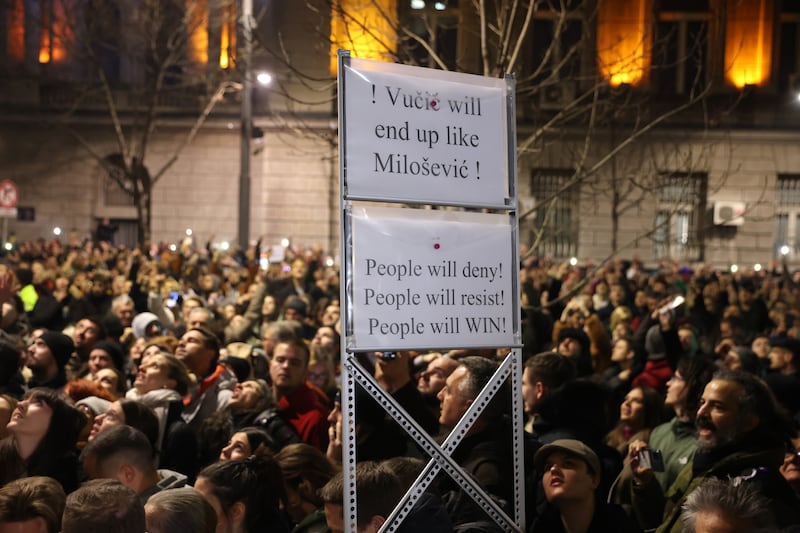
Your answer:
[275,442,340,533]
[61,479,145,533]
[144,487,217,533]
[0,476,65,533]
[195,449,290,533]
[0,388,84,492]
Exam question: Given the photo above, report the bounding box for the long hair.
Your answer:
[197,449,288,532]
[275,443,339,508]
[605,386,666,451]
[0,388,84,485]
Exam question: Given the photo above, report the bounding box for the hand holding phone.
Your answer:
[637,449,665,472]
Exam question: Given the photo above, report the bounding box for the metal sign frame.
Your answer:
[338,50,524,532]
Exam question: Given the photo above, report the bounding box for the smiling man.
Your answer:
[630,370,800,533]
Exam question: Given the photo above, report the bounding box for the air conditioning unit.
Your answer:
[539,81,576,110]
[713,201,745,226]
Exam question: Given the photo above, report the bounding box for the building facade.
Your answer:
[1,0,800,268]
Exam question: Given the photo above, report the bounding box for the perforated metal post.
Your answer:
[337,53,523,532]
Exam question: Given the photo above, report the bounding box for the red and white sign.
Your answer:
[0,181,18,208]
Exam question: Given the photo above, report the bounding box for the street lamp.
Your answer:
[239,0,275,253]
[238,0,272,253]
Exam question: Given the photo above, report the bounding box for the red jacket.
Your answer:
[632,359,672,395]
[278,382,330,452]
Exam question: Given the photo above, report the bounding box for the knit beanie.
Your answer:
[91,340,125,372]
[644,325,667,361]
[75,396,112,416]
[39,331,75,370]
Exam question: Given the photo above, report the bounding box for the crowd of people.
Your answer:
[0,234,800,532]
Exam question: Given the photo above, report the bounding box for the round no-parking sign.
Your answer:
[0,181,18,208]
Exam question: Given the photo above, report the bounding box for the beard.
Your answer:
[695,415,742,450]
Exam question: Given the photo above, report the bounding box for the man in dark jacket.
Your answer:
[436,356,513,526]
[630,369,800,533]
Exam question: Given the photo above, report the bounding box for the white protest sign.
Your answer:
[349,205,515,350]
[343,57,509,207]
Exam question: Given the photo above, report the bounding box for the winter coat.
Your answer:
[632,435,800,533]
[647,417,697,492]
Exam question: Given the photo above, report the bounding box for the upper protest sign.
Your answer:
[341,57,510,207]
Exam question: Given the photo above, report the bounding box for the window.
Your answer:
[1,0,25,69]
[777,3,800,94]
[531,2,585,84]
[103,175,134,208]
[530,169,579,258]
[651,2,711,96]
[653,171,706,260]
[775,174,800,258]
[402,0,458,70]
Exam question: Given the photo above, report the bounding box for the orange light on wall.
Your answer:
[725,0,773,88]
[330,0,397,75]
[51,0,68,63]
[37,0,68,64]
[220,2,236,69]
[188,0,209,66]
[7,0,25,65]
[597,0,650,87]
[39,2,51,63]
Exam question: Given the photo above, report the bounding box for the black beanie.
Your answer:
[39,331,75,370]
[15,268,33,286]
[91,340,125,372]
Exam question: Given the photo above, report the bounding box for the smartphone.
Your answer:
[659,295,685,315]
[637,449,665,472]
[166,290,179,308]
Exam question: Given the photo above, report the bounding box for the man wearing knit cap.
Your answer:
[87,340,126,378]
[632,324,675,395]
[26,331,74,390]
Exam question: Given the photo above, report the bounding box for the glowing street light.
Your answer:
[730,264,739,273]
[53,227,62,236]
[569,257,578,266]
[781,245,791,256]
[281,238,290,248]
[256,72,273,86]
[754,263,762,272]
[185,228,193,236]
